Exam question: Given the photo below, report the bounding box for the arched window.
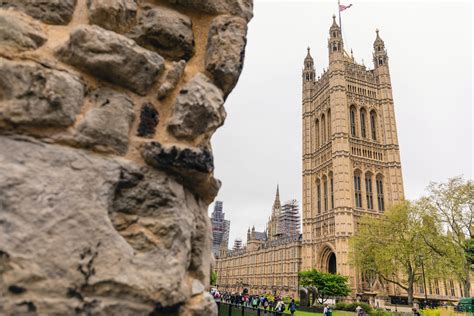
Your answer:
[315,119,320,148]
[333,44,337,52]
[376,175,384,211]
[370,110,377,140]
[317,179,321,214]
[321,114,326,144]
[360,108,367,138]
[323,176,328,212]
[378,58,383,66]
[329,172,334,209]
[365,172,373,210]
[332,31,336,37]
[350,106,357,137]
[354,170,362,208]
[327,109,332,141]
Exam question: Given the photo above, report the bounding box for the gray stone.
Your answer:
[56,25,164,96]
[168,73,225,141]
[205,15,248,97]
[191,280,204,296]
[166,0,253,22]
[0,9,47,51]
[141,141,221,203]
[87,0,137,33]
[0,0,77,25]
[76,88,135,155]
[179,292,217,316]
[128,6,194,61]
[0,135,209,314]
[0,58,84,127]
[157,60,186,99]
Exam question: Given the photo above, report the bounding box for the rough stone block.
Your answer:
[0,0,77,25]
[168,73,225,141]
[56,25,165,96]
[0,8,47,51]
[87,0,137,33]
[0,58,84,127]
[128,6,194,61]
[141,141,220,203]
[205,15,248,97]
[166,0,253,22]
[157,60,186,99]
[137,102,159,138]
[76,88,135,155]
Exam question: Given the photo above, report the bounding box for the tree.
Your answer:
[423,176,474,296]
[298,269,350,304]
[210,270,217,286]
[350,201,450,305]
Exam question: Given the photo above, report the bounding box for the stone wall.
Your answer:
[0,0,252,315]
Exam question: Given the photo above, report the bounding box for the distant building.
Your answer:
[232,238,242,250]
[280,199,300,238]
[210,201,230,258]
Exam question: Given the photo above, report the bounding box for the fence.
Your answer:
[216,301,293,316]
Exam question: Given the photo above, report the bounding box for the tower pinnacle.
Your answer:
[373,29,388,68]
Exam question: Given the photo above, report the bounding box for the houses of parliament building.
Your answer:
[214,16,466,303]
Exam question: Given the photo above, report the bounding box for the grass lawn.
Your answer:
[292,311,354,316]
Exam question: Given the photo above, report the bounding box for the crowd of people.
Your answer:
[211,290,297,315]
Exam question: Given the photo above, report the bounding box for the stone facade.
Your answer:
[0,1,252,315]
[215,188,302,297]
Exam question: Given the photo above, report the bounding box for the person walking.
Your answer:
[275,299,285,316]
[288,298,297,315]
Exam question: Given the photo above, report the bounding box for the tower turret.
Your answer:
[328,15,343,58]
[303,47,315,82]
[373,29,388,68]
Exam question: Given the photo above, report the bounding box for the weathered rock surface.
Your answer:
[76,88,135,155]
[168,73,225,141]
[56,25,164,96]
[166,0,253,21]
[0,9,47,51]
[137,102,159,138]
[0,0,77,25]
[0,135,212,314]
[141,141,221,203]
[206,15,248,97]
[0,58,84,127]
[157,60,186,99]
[128,6,194,61]
[180,293,217,316]
[87,0,137,33]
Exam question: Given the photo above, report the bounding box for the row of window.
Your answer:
[316,175,335,214]
[351,147,383,161]
[348,85,376,98]
[350,106,377,140]
[354,171,384,211]
[314,109,331,148]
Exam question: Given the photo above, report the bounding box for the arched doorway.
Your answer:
[328,252,337,274]
[319,244,337,274]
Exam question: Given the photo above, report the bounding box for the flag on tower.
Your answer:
[339,3,353,11]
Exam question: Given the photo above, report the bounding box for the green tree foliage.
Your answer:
[350,201,451,305]
[210,270,217,286]
[422,176,474,296]
[298,269,351,304]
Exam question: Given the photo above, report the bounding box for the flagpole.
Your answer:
[338,0,343,36]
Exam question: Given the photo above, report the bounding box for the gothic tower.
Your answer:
[267,185,282,240]
[301,17,404,291]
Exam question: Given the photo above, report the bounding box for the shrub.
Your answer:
[344,302,373,313]
[369,309,392,316]
[335,302,348,310]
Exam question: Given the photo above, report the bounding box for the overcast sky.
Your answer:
[208,0,473,247]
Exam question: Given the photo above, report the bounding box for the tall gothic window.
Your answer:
[360,109,367,138]
[317,180,321,214]
[330,175,334,209]
[370,110,377,141]
[323,176,328,212]
[327,109,331,141]
[365,173,373,210]
[315,119,320,149]
[350,106,357,137]
[376,175,384,211]
[321,114,326,144]
[354,171,362,208]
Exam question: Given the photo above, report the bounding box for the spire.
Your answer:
[328,15,343,56]
[331,14,339,29]
[303,47,315,82]
[373,29,388,68]
[272,184,281,211]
